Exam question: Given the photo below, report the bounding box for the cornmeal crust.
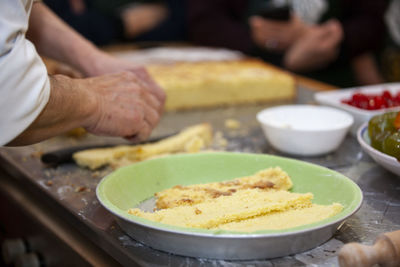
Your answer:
[129,168,344,231]
[146,60,296,110]
[129,189,314,229]
[155,167,293,209]
[217,203,343,231]
[73,123,213,170]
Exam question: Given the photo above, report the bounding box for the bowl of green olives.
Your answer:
[357,111,400,177]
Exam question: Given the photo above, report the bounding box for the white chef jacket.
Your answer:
[0,0,50,145]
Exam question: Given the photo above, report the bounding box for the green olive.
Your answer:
[382,132,400,160]
[368,111,400,160]
[368,112,398,151]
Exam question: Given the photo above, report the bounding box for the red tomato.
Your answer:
[341,90,400,110]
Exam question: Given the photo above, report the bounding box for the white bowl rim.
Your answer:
[256,105,354,133]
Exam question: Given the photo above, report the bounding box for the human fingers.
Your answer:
[105,71,162,107]
[81,71,163,141]
[140,88,163,115]
[125,119,152,142]
[325,19,344,44]
[117,94,160,140]
[249,16,287,29]
[249,15,299,51]
[249,16,265,28]
[113,88,161,130]
[107,72,162,126]
[116,71,164,115]
[316,20,343,45]
[131,67,166,104]
[138,96,161,129]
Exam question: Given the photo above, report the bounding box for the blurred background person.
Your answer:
[187,0,387,87]
[44,0,186,46]
[381,0,400,83]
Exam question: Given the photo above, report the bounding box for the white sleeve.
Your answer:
[0,0,50,146]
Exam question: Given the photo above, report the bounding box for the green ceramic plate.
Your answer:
[97,152,363,259]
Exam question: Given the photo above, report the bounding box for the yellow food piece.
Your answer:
[129,167,344,232]
[66,127,87,138]
[73,145,137,170]
[224,119,241,129]
[155,167,293,209]
[218,203,343,232]
[146,60,296,111]
[73,123,213,170]
[129,189,313,229]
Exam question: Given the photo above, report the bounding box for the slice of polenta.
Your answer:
[217,203,343,232]
[129,189,313,229]
[155,167,293,209]
[130,123,213,161]
[73,123,213,170]
[72,145,138,170]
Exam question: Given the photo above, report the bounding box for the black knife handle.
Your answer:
[41,144,114,166]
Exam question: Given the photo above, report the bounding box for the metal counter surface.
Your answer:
[1,86,399,266]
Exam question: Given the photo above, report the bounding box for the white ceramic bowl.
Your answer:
[314,83,400,136]
[357,123,400,177]
[256,105,354,156]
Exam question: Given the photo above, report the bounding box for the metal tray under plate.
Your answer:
[96,152,363,260]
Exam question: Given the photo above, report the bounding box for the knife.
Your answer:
[41,134,174,166]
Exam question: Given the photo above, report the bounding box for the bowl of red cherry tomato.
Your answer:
[341,90,400,110]
[314,83,400,136]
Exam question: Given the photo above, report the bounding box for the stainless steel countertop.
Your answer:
[1,85,399,266]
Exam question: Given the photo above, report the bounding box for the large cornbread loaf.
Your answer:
[146,60,296,111]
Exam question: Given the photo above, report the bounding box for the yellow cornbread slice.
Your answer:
[131,123,213,161]
[146,60,296,111]
[73,123,213,170]
[217,203,343,232]
[72,145,138,170]
[155,167,293,209]
[129,190,313,229]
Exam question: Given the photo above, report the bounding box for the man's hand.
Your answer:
[249,15,307,52]
[283,19,344,72]
[8,69,165,146]
[82,69,165,142]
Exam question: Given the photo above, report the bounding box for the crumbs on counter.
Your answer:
[224,119,241,129]
[91,171,101,178]
[75,186,91,193]
[213,131,228,148]
[30,150,44,158]
[66,127,87,138]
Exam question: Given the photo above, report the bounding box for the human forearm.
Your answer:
[8,70,165,146]
[351,53,384,85]
[8,75,95,146]
[283,20,343,72]
[26,2,107,76]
